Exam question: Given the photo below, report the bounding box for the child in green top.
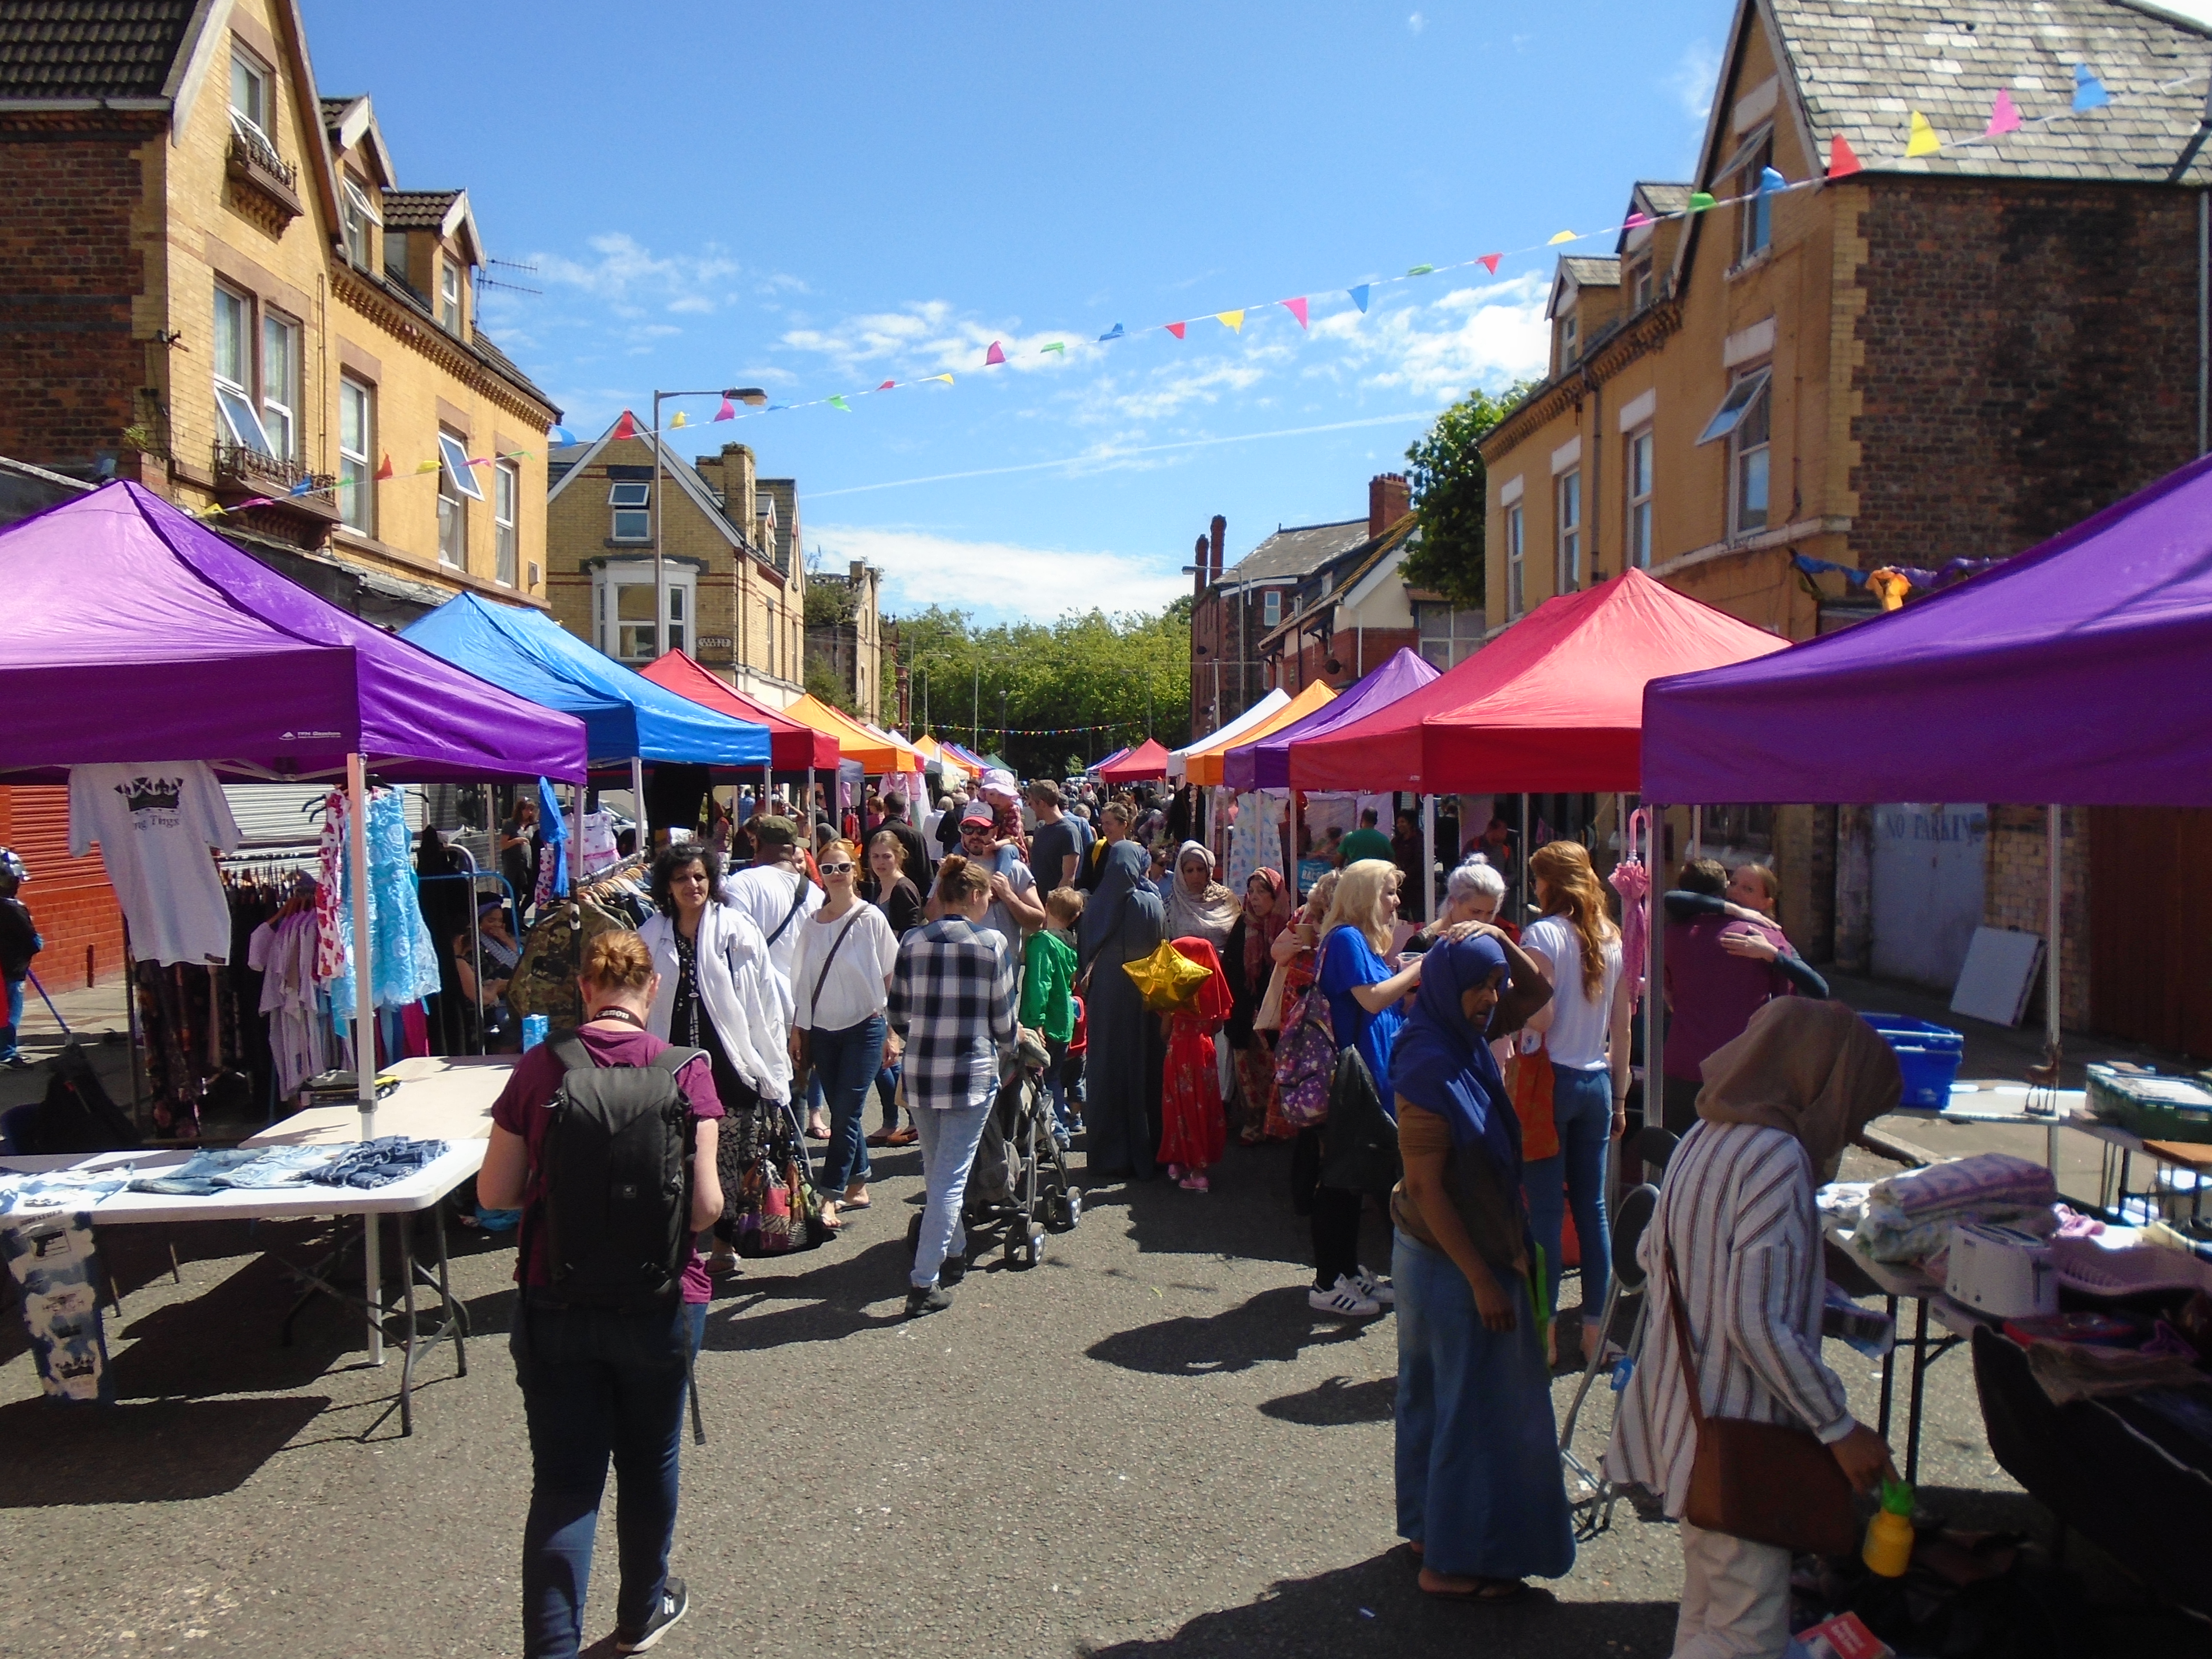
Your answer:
[1022,887,1083,1147]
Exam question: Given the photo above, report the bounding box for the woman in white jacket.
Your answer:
[640,844,793,1275]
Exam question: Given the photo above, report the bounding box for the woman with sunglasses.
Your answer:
[790,838,901,1228]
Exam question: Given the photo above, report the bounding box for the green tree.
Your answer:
[1398,382,1534,610]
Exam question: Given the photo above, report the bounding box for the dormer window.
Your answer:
[229,47,273,149]
[1263,589,1282,628]
[1630,261,1654,311]
[1721,127,1775,264]
[439,259,463,331]
[1559,310,1580,366]
[342,178,379,267]
[383,229,408,286]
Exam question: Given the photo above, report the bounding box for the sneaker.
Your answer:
[614,1576,689,1653]
[1309,1275,1382,1318]
[905,1284,953,1319]
[1,1055,26,1070]
[1352,1266,1395,1308]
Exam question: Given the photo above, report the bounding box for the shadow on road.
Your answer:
[1258,1373,1395,1426]
[702,1236,912,1350]
[1085,1285,1372,1378]
[1080,1549,1675,1658]
[0,1393,330,1507]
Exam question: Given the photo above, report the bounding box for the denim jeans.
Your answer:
[1,976,22,1060]
[513,1296,690,1659]
[910,1099,992,1288]
[1042,1038,1073,1136]
[875,1060,902,1132]
[1521,1063,1613,1322]
[811,1014,887,1195]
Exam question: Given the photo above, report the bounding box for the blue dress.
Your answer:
[1319,927,1404,1110]
[331,789,444,1017]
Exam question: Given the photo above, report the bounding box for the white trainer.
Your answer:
[1308,1275,1382,1318]
[1351,1266,1395,1308]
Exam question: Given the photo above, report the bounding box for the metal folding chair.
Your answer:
[1560,1180,1659,1539]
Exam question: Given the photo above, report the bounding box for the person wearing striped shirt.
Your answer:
[888,854,1020,1319]
[1606,999,1900,1659]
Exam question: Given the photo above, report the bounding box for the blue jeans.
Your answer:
[513,1297,690,1659]
[1043,1038,1073,1137]
[910,1099,992,1288]
[811,1014,887,1194]
[1,977,22,1060]
[1393,1230,1575,1581]
[1521,1063,1613,1324]
[875,1060,902,1131]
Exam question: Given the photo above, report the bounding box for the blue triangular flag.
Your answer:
[1097,322,1125,342]
[1349,284,1370,313]
[1758,165,1786,192]
[548,424,577,446]
[2074,63,2109,111]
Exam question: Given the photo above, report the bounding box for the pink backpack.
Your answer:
[1272,983,1337,1129]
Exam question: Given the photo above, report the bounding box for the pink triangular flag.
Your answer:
[1477,253,1501,273]
[1165,321,1186,340]
[1986,88,2022,136]
[877,380,896,391]
[984,341,1006,365]
[1624,212,1652,230]
[610,410,640,440]
[1280,296,1309,330]
[1828,134,1863,178]
[712,397,736,421]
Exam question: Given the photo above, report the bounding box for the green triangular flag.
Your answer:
[1041,341,1065,354]
[1688,191,1716,211]
[828,395,851,412]
[1405,263,1435,276]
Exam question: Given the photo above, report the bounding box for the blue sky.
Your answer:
[299,1,1736,622]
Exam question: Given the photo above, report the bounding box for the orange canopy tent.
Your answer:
[782,694,923,774]
[640,650,838,771]
[1180,680,1335,787]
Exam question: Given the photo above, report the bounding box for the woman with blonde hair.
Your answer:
[1518,840,1631,1368]
[1303,858,1423,1317]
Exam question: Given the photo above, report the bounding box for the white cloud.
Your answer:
[780,301,1097,381]
[1309,274,1550,397]
[538,232,741,315]
[1407,11,1425,32]
[1669,40,1721,126]
[807,523,1188,622]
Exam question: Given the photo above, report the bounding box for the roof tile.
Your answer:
[0,0,198,100]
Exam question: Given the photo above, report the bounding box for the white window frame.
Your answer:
[1559,309,1580,368]
[439,258,462,331]
[438,430,484,501]
[341,178,379,267]
[1695,367,1771,446]
[1630,261,1654,311]
[609,480,651,542]
[338,376,374,533]
[1726,127,1775,265]
[1556,468,1582,593]
[494,459,519,585]
[1416,602,1483,670]
[228,46,273,146]
[1625,425,1655,569]
[1730,373,1772,535]
[211,283,275,456]
[1262,589,1281,629]
[1505,503,1525,619]
[593,562,695,663]
[437,430,474,567]
[260,311,299,462]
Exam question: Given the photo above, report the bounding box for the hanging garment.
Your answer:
[316,792,346,983]
[329,790,442,1022]
[67,762,241,966]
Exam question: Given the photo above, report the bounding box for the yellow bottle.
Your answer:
[1862,1478,1914,1578]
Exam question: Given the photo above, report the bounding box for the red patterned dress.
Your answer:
[1158,936,1233,1171]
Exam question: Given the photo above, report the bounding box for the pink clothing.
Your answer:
[1661,915,1799,1082]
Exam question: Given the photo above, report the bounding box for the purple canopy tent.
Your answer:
[1220,648,1440,792]
[0,482,588,1363]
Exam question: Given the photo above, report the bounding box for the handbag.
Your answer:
[1271,983,1337,1129]
[1254,956,1291,1033]
[1504,1034,1561,1161]
[1664,1240,1860,1556]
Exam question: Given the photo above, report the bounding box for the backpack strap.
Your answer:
[550,1032,595,1076]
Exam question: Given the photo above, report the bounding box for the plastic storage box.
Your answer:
[1859,1014,1966,1110]
[2085,1063,2212,1144]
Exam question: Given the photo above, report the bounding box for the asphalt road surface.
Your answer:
[2,1137,2203,1658]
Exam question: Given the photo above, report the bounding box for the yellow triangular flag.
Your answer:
[416,460,440,474]
[1547,230,1577,245]
[1215,310,1245,333]
[669,410,688,428]
[931,373,954,384]
[1905,110,1941,158]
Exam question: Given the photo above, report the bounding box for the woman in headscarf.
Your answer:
[1392,928,1565,1602]
[1223,868,1289,1145]
[1163,841,1240,957]
[1079,839,1168,1182]
[1158,935,1233,1191]
[1606,998,1902,1659]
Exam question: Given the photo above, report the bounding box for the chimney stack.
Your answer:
[1209,514,1226,585]
[1369,473,1410,541]
[1193,533,1210,602]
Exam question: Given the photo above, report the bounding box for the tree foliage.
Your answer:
[1398,383,1534,610]
[899,600,1191,779]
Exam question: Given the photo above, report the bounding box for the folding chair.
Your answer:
[1560,1180,1659,1539]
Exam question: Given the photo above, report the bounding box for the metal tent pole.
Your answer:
[1422,794,1437,924]
[631,757,648,849]
[346,754,383,1366]
[1518,794,1530,921]
[1644,803,1665,1169]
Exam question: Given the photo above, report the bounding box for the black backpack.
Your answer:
[535,1035,704,1312]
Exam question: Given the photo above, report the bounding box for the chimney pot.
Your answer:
[1369,473,1410,541]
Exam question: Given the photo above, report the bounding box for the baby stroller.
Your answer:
[906,1030,1082,1272]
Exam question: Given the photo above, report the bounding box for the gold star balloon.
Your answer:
[1123,940,1211,1012]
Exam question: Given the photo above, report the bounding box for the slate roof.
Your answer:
[1768,0,2212,184]
[381,188,461,230]
[1222,519,1370,586]
[319,94,352,127]
[0,0,198,99]
[1559,256,1622,287]
[1636,181,1694,213]
[759,478,798,573]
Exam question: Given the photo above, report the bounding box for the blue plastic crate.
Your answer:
[1859,1013,1966,1110]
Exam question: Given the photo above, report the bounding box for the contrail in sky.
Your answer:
[804,410,1447,499]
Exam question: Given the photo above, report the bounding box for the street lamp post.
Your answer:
[649,386,767,658]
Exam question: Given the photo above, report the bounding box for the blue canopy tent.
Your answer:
[401,594,771,842]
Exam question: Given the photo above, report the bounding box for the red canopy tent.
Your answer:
[641,649,839,771]
[1098,737,1171,783]
[1291,569,1787,792]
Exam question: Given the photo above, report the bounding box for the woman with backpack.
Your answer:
[1300,860,1422,1318]
[478,930,724,1659]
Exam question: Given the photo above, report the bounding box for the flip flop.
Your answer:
[1421,1575,1528,1604]
[840,1194,872,1210]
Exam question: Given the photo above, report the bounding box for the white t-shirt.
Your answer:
[789,902,900,1033]
[69,762,240,966]
[1522,913,1623,1072]
[721,861,822,991]
[976,845,1037,957]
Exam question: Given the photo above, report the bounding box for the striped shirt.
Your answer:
[1605,1120,1854,1516]
[887,917,1019,1112]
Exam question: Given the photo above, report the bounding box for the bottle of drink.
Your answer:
[521,1013,548,1052]
[1862,1477,1914,1577]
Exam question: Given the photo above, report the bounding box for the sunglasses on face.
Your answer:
[819,862,854,875]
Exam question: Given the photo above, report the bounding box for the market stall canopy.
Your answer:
[402,595,771,769]
[1643,453,2212,806]
[1182,680,1336,787]
[1167,689,1291,781]
[639,650,838,771]
[1222,648,1440,793]
[0,481,587,783]
[1098,738,1172,783]
[1292,569,1786,793]
[781,695,921,773]
[1088,744,1133,775]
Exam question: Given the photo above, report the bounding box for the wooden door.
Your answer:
[2089,807,2212,1059]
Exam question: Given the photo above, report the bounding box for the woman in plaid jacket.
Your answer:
[888,854,1020,1319]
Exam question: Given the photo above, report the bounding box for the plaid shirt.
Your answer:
[887,917,1018,1111]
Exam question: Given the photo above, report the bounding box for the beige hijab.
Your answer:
[1696,998,1902,1180]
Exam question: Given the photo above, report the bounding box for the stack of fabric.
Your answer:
[1855,1152,2057,1273]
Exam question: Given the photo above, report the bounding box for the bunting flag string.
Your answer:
[194,445,539,519]
[529,58,2196,447]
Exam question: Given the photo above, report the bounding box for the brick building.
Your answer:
[1187,514,1368,740]
[1475,0,2212,1043]
[804,559,891,726]
[546,422,823,710]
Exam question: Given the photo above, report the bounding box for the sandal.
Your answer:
[884,1127,918,1147]
[1419,1571,1528,1603]
[841,1190,871,1210]
[865,1128,896,1147]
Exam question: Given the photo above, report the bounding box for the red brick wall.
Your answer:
[1852,179,2200,565]
[0,787,126,988]
[1272,628,1420,693]
[0,119,158,475]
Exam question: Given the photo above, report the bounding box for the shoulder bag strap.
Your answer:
[1662,1233,1710,1429]
[763,871,811,948]
[809,909,866,1023]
